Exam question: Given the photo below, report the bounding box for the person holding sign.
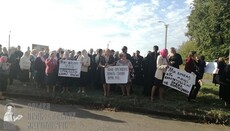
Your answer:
[116,52,133,96]
[77,49,90,94]
[99,49,115,97]
[59,51,73,94]
[185,51,201,102]
[151,49,169,101]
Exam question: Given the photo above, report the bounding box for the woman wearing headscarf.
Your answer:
[19,51,31,86]
[0,56,10,99]
[34,51,46,88]
[151,49,169,101]
[77,49,90,94]
[45,51,58,93]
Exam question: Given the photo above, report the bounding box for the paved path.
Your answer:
[0,98,229,131]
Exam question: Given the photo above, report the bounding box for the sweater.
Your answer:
[155,55,168,80]
[19,56,31,70]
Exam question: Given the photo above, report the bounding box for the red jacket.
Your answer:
[45,58,57,74]
[185,57,198,74]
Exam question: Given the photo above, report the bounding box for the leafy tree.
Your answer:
[186,0,230,60]
[178,41,198,61]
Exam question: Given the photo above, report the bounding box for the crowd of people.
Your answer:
[0,44,229,107]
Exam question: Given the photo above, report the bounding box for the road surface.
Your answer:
[0,98,229,131]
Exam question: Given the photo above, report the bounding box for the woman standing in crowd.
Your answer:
[2,47,9,57]
[185,51,201,102]
[30,49,38,85]
[45,51,58,93]
[60,51,72,94]
[8,47,17,85]
[168,47,182,69]
[0,56,10,100]
[34,51,46,88]
[197,55,206,86]
[217,57,230,107]
[77,49,90,94]
[99,49,115,97]
[116,52,133,96]
[19,51,31,86]
[151,49,169,101]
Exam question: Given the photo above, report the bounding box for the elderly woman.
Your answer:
[45,51,58,93]
[99,49,115,96]
[59,51,73,94]
[30,49,38,85]
[116,52,133,96]
[34,51,46,88]
[77,49,91,94]
[217,58,230,107]
[0,56,10,99]
[151,49,169,101]
[19,51,31,86]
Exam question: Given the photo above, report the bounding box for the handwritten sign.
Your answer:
[163,66,196,95]
[58,60,81,78]
[205,62,218,74]
[105,66,129,84]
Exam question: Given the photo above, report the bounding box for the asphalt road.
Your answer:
[0,98,229,131]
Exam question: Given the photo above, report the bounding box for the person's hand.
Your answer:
[191,72,196,76]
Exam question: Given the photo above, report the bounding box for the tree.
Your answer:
[178,41,198,61]
[186,0,230,60]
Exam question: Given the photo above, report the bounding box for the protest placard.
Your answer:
[105,66,129,84]
[205,62,218,74]
[163,66,196,95]
[58,60,81,78]
[32,44,49,51]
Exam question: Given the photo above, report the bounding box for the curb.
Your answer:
[5,92,230,126]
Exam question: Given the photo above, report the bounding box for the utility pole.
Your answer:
[158,21,169,49]
[107,41,111,49]
[8,31,11,55]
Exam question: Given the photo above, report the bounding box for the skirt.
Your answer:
[0,73,8,91]
[19,69,30,82]
[46,73,57,86]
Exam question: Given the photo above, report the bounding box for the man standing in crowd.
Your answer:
[88,48,96,88]
[95,49,103,89]
[168,47,183,69]
[143,45,159,96]
[10,45,23,84]
[43,47,49,60]
[132,50,144,86]
[0,44,3,56]
[121,46,132,61]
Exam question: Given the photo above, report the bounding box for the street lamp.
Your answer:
[158,21,169,49]
[8,31,11,55]
[107,41,111,49]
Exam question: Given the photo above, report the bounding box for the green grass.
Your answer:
[7,74,230,125]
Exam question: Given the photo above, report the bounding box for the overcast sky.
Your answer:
[0,0,193,55]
